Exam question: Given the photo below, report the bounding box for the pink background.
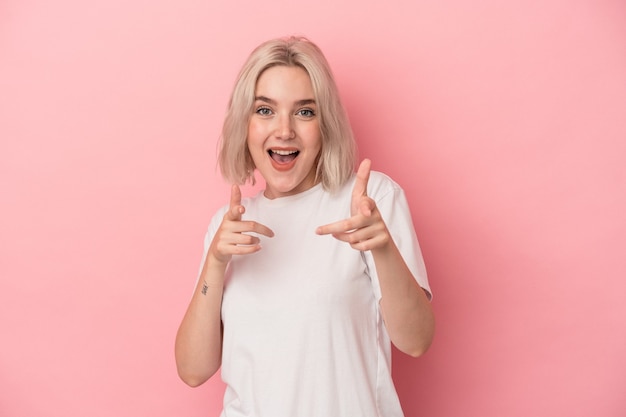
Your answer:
[1,0,625,416]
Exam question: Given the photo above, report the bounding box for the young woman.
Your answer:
[175,36,434,417]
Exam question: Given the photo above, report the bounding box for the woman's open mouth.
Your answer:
[268,149,299,171]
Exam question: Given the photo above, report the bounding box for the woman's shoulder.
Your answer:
[366,170,403,197]
[334,169,403,199]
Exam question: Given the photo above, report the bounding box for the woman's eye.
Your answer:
[297,108,315,118]
[256,107,272,116]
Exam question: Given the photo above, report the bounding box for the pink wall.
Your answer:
[1,1,625,416]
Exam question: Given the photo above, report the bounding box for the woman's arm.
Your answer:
[175,185,274,386]
[316,159,434,357]
[175,258,227,387]
[370,239,435,357]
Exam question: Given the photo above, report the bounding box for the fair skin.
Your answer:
[175,65,434,387]
[247,65,322,199]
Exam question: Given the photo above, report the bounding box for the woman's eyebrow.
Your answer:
[295,99,316,106]
[254,96,316,106]
[254,95,275,104]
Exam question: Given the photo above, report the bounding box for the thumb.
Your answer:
[226,184,243,220]
[351,159,372,215]
[359,197,374,217]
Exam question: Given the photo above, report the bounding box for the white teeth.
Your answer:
[271,149,298,156]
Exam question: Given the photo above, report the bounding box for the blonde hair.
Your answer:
[218,36,357,192]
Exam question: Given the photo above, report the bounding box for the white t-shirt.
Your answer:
[201,171,430,417]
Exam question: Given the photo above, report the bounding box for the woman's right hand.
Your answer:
[177,183,270,386]
[208,184,274,266]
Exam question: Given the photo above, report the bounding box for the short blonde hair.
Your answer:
[218,36,357,192]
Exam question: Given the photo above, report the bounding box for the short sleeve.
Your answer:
[362,172,431,302]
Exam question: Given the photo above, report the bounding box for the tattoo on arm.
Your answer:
[201,281,208,295]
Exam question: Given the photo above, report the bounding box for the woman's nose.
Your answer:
[275,114,295,140]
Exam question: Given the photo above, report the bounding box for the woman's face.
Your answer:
[247,65,322,199]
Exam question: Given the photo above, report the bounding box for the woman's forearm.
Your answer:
[175,258,226,387]
[372,240,435,358]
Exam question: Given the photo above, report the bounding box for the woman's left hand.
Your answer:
[316,159,391,252]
